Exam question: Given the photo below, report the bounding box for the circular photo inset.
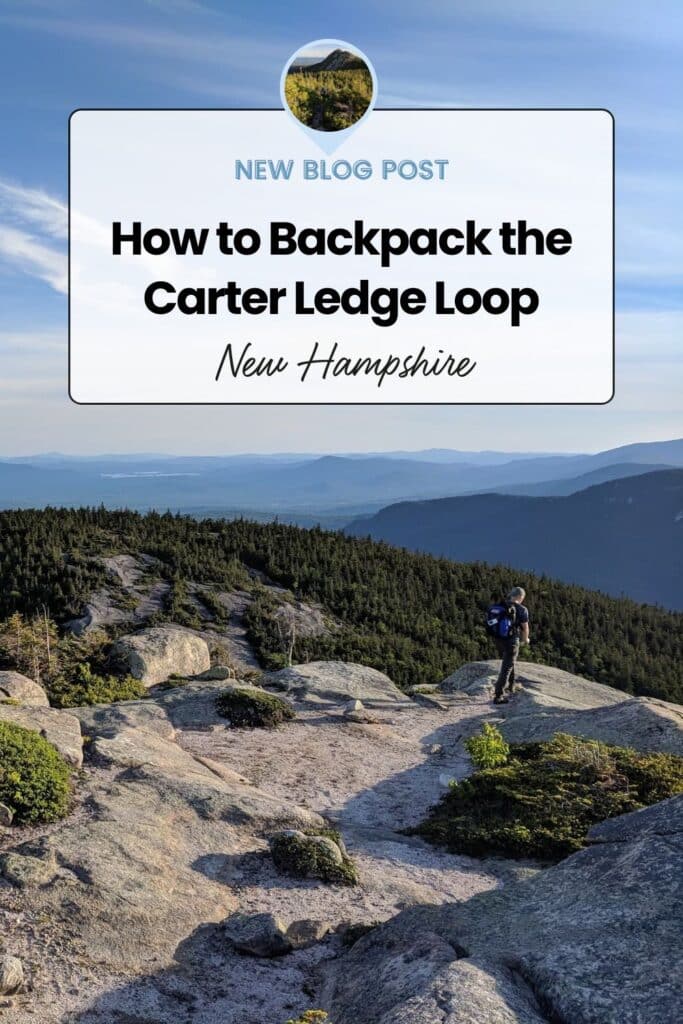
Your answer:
[282,40,376,133]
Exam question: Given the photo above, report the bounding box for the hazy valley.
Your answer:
[1,438,681,608]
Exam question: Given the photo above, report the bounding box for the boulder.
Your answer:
[343,698,377,724]
[111,626,210,686]
[441,661,683,755]
[0,670,49,707]
[265,661,408,707]
[443,660,631,705]
[0,803,13,826]
[441,660,500,697]
[224,912,292,957]
[321,795,683,1024]
[0,956,23,996]
[0,703,82,766]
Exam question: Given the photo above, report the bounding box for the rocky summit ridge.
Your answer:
[0,642,681,1023]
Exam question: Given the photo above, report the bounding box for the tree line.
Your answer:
[0,507,680,703]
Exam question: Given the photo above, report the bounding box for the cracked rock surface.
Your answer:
[320,795,683,1024]
[1,659,681,1023]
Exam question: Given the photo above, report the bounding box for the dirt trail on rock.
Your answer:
[176,691,523,947]
[3,677,523,1024]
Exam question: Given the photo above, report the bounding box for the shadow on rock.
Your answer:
[336,716,478,839]
[319,796,683,1024]
[191,849,268,887]
[66,919,318,1024]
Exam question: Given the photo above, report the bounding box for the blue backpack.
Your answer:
[486,602,517,639]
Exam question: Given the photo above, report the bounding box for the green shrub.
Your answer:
[270,828,358,886]
[215,687,295,729]
[47,663,146,708]
[199,590,230,624]
[285,1012,330,1024]
[111,589,139,612]
[0,721,72,825]
[414,732,683,861]
[465,723,510,769]
[158,576,202,629]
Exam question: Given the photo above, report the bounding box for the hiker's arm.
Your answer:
[520,621,530,644]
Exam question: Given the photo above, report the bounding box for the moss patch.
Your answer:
[215,687,295,729]
[270,828,358,886]
[0,721,72,825]
[413,731,683,862]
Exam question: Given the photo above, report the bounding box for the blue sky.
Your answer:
[0,0,681,454]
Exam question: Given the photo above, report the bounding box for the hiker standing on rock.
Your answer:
[486,586,530,704]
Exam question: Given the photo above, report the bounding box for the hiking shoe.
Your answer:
[493,695,509,705]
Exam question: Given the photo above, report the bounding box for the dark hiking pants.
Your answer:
[495,637,520,697]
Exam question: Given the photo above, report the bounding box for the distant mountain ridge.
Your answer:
[348,469,683,610]
[297,48,367,72]
[481,461,676,497]
[1,439,681,524]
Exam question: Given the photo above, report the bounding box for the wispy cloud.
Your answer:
[0,226,66,293]
[0,12,284,74]
[0,180,67,237]
[0,179,67,293]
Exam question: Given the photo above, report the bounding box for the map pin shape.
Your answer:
[280,39,377,154]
